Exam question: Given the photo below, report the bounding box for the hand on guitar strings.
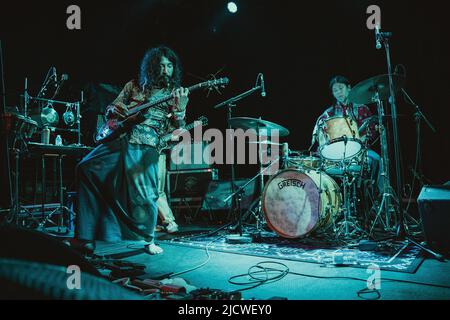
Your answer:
[106,104,129,119]
[171,87,189,112]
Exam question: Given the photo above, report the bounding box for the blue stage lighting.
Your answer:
[227,2,238,13]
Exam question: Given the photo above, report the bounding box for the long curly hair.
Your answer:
[139,46,182,91]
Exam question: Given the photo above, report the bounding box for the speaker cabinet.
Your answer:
[167,168,218,201]
[417,185,450,250]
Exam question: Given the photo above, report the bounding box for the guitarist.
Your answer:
[75,46,189,255]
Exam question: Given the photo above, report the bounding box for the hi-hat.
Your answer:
[348,74,405,105]
[229,117,290,137]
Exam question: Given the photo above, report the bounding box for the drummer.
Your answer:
[311,76,381,192]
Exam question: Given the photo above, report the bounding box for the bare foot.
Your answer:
[145,243,163,255]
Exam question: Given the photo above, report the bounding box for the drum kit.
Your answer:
[227,74,405,241]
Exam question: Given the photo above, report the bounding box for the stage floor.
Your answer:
[91,224,450,300]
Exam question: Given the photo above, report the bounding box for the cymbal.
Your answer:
[248,140,282,146]
[228,117,290,137]
[348,74,405,105]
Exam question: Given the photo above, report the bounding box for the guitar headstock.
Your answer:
[201,77,229,90]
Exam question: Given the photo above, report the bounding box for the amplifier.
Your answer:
[167,168,218,201]
[169,141,212,171]
[417,185,450,250]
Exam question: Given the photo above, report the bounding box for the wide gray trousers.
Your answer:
[75,135,159,243]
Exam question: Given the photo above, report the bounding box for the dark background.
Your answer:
[1,0,449,204]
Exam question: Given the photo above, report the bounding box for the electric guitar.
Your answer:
[156,116,208,153]
[94,77,229,144]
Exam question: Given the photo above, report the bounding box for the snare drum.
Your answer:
[318,116,363,161]
[262,169,342,238]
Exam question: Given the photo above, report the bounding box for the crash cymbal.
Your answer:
[348,74,405,105]
[228,117,290,137]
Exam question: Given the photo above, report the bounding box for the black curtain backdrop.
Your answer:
[1,0,449,200]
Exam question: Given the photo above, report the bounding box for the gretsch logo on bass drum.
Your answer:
[278,179,306,190]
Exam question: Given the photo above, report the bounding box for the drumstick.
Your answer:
[344,117,356,138]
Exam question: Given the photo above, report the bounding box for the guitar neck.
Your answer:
[161,120,203,142]
[130,83,204,115]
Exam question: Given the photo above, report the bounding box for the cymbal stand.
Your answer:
[378,29,407,236]
[223,157,281,239]
[369,91,398,237]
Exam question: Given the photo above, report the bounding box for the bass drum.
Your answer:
[262,169,341,238]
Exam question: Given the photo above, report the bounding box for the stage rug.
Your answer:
[160,230,425,274]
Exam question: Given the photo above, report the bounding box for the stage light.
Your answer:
[227,2,238,13]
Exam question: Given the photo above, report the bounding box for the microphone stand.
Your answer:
[378,32,444,261]
[401,88,436,134]
[378,30,406,237]
[214,85,263,242]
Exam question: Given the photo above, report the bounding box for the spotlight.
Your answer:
[227,2,238,13]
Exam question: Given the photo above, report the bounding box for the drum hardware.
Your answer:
[348,72,408,235]
[223,157,281,243]
[335,169,367,239]
[366,28,405,236]
[362,31,443,260]
[367,90,399,236]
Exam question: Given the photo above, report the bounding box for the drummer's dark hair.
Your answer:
[329,76,351,90]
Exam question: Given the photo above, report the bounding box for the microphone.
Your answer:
[375,25,382,50]
[260,73,266,97]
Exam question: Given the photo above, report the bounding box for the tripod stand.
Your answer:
[334,158,368,240]
[223,156,281,242]
[368,91,398,236]
[370,27,444,261]
[213,79,266,242]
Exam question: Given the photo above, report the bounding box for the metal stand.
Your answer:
[36,154,74,234]
[214,84,264,237]
[369,92,398,236]
[335,161,367,239]
[375,29,443,261]
[378,32,405,236]
[223,157,281,243]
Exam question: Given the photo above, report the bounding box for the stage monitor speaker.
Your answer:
[417,185,450,250]
[201,179,258,212]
